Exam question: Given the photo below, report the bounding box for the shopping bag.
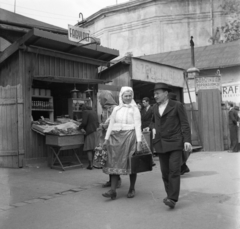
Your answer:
[131,152,153,174]
[141,134,152,154]
[93,146,107,168]
[182,150,191,164]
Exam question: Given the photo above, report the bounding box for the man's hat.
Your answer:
[152,83,172,92]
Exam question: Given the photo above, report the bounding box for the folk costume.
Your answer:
[103,87,142,175]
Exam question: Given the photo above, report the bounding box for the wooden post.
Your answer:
[197,74,224,151]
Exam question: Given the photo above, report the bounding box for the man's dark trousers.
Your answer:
[229,125,238,152]
[159,150,182,202]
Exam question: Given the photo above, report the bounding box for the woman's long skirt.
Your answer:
[102,130,136,175]
[83,131,99,151]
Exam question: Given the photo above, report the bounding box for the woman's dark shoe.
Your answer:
[102,181,111,188]
[102,190,117,200]
[86,165,93,170]
[127,189,135,198]
[164,198,176,209]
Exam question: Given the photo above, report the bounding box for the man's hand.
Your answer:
[143,127,150,132]
[152,129,156,139]
[184,142,192,152]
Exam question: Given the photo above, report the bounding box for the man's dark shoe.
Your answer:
[181,165,190,175]
[163,197,168,203]
[164,198,176,209]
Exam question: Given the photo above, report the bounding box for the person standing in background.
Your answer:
[79,105,99,170]
[141,97,153,131]
[228,103,239,152]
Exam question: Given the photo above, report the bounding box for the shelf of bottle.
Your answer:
[32,109,54,111]
[32,96,53,99]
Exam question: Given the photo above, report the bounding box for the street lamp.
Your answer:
[187,36,200,79]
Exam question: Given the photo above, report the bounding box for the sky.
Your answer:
[0,0,128,29]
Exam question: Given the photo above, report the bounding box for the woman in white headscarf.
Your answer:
[102,86,142,200]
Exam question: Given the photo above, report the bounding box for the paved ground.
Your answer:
[0,151,240,229]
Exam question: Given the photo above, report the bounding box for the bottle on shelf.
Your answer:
[75,100,79,111]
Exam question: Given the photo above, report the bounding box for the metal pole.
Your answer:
[184,71,202,147]
[14,0,16,13]
[190,36,195,67]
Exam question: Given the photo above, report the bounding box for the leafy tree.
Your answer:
[210,0,240,44]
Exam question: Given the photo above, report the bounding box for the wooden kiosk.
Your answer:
[0,28,119,168]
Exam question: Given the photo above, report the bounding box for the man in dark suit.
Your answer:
[168,92,191,175]
[228,103,239,152]
[141,97,153,130]
[151,83,192,209]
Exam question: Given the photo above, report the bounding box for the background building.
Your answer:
[82,0,225,57]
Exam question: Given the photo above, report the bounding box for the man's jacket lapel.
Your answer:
[162,100,174,117]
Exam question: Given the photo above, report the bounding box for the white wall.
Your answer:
[85,0,224,58]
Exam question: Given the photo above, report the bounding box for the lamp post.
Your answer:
[187,36,200,80]
[185,36,202,146]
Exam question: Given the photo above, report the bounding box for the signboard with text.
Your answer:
[68,24,91,44]
[195,76,221,92]
[131,58,184,88]
[222,82,240,104]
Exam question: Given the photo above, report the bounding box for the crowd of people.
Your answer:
[79,83,192,209]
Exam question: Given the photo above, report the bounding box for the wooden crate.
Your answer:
[45,134,84,147]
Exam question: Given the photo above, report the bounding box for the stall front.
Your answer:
[98,57,190,149]
[98,57,184,108]
[0,28,119,168]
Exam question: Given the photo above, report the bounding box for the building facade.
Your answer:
[83,0,225,58]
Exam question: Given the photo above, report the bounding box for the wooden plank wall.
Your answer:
[0,85,24,168]
[23,51,98,160]
[222,107,230,150]
[100,64,131,87]
[0,52,21,86]
[186,105,230,150]
[185,106,201,146]
[198,89,224,151]
[33,53,97,79]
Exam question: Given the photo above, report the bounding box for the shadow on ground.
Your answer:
[181,170,218,178]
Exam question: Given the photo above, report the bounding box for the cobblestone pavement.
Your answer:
[0,151,240,229]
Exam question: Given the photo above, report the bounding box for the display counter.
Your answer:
[32,121,84,171]
[45,134,84,171]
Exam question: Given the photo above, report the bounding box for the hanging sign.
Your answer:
[222,82,240,103]
[195,76,221,92]
[68,24,91,44]
[131,58,184,88]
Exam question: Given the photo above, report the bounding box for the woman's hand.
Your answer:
[137,142,142,152]
[102,140,108,151]
[80,129,86,135]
